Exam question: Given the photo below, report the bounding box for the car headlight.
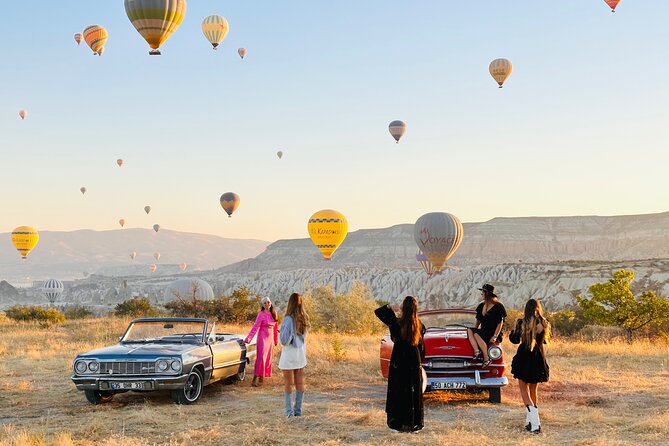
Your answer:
[156,359,169,372]
[170,359,182,372]
[88,361,99,372]
[74,360,87,374]
[488,345,502,361]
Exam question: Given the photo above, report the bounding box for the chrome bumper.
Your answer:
[71,374,190,391]
[426,370,508,390]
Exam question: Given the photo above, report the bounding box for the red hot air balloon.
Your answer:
[604,0,621,12]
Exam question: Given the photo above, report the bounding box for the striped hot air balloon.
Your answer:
[604,0,621,12]
[83,25,108,56]
[220,192,240,218]
[489,58,513,88]
[388,120,406,143]
[416,250,438,277]
[124,0,187,55]
[74,33,83,45]
[41,279,64,305]
[307,209,348,260]
[11,226,39,259]
[413,212,463,273]
[202,15,229,50]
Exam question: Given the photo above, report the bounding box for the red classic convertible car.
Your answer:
[379,308,508,403]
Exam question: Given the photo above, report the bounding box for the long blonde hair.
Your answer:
[285,293,310,335]
[398,296,421,347]
[521,299,551,351]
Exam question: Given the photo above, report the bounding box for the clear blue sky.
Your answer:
[1,1,667,241]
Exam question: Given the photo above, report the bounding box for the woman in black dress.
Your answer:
[374,296,426,433]
[509,298,551,434]
[467,284,507,365]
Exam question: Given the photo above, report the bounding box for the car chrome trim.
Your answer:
[426,376,508,389]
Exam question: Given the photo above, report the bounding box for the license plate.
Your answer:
[110,381,145,390]
[432,381,467,390]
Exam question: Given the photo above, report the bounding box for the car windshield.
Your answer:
[122,321,206,344]
[420,312,475,329]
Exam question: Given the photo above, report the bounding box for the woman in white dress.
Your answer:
[279,292,310,417]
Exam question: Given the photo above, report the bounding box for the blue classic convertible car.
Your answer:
[71,318,256,405]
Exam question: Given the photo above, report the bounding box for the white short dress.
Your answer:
[278,315,307,370]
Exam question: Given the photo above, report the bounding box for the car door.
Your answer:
[209,335,246,382]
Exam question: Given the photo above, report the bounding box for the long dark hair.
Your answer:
[260,300,278,322]
[398,296,420,346]
[521,299,550,350]
[285,293,310,335]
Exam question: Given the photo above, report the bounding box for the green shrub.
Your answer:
[5,305,65,324]
[63,305,94,320]
[114,297,160,318]
[327,336,347,363]
[548,306,589,337]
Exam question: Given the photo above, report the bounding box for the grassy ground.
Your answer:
[0,317,667,445]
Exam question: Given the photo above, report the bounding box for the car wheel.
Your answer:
[171,369,203,405]
[488,387,502,404]
[84,389,114,405]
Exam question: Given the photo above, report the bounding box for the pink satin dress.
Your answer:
[245,311,278,377]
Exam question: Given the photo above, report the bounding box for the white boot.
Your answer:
[528,406,541,433]
[524,405,531,431]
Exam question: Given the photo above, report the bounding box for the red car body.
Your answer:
[379,309,508,403]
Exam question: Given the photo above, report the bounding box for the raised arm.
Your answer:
[244,312,262,344]
[374,304,397,328]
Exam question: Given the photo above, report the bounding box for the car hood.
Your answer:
[77,343,199,359]
[424,328,471,355]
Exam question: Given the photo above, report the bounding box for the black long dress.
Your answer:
[472,301,507,343]
[375,305,426,432]
[509,318,550,383]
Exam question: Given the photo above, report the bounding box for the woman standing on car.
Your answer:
[374,296,426,433]
[278,292,310,417]
[509,298,551,434]
[244,296,279,387]
[467,284,507,365]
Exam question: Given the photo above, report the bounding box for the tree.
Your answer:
[577,270,669,342]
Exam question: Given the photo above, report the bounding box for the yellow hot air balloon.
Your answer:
[124,0,187,55]
[83,25,108,56]
[489,58,513,88]
[11,226,39,259]
[202,15,229,50]
[307,209,348,260]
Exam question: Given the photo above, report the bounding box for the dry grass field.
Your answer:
[0,316,668,446]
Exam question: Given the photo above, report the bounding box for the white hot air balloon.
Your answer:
[165,278,214,301]
[388,120,407,143]
[41,279,64,306]
[154,252,161,261]
[130,251,137,260]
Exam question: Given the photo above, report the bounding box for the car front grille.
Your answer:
[431,359,467,369]
[99,361,156,375]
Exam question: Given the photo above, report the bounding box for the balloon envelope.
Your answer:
[220,192,240,217]
[489,58,513,88]
[179,262,188,271]
[144,206,151,214]
[413,212,464,272]
[388,120,406,143]
[41,279,64,304]
[604,0,621,11]
[149,264,157,273]
[165,278,214,301]
[119,219,125,227]
[307,209,348,260]
[117,159,124,167]
[416,250,437,277]
[19,110,28,120]
[277,150,283,159]
[130,251,137,260]
[202,15,229,49]
[80,187,87,195]
[83,25,108,55]
[124,0,187,54]
[11,226,39,259]
[74,33,83,45]
[153,224,160,233]
[154,252,161,260]
[238,48,247,59]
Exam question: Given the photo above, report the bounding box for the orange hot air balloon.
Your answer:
[117,159,124,167]
[604,0,621,12]
[307,209,348,260]
[83,25,108,56]
[220,192,240,218]
[179,262,188,271]
[11,226,39,259]
[119,219,126,227]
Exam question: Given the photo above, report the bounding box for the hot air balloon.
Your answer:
[413,212,464,273]
[238,48,247,59]
[153,224,160,233]
[277,151,283,159]
[124,0,187,55]
[150,264,157,273]
[41,279,64,305]
[220,193,240,218]
[130,251,137,260]
[119,219,126,227]
[154,252,161,261]
[604,0,621,12]
[202,15,229,50]
[18,110,28,120]
[416,250,438,277]
[74,33,83,45]
[144,206,151,214]
[80,187,87,195]
[388,120,406,143]
[83,25,108,56]
[307,209,348,260]
[489,58,513,88]
[117,159,124,167]
[11,226,39,259]
[179,262,188,271]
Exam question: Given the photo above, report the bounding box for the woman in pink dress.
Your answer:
[244,297,279,387]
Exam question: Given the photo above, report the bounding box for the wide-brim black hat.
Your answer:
[478,284,497,297]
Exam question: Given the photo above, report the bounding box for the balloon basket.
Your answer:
[149,50,161,56]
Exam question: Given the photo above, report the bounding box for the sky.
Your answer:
[1,1,667,242]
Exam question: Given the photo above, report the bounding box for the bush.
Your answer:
[114,297,160,318]
[576,325,627,342]
[164,287,260,323]
[63,305,94,320]
[548,307,589,337]
[5,305,65,324]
